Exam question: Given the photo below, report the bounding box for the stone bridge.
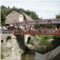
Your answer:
[1,33,33,60]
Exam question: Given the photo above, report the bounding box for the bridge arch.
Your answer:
[27,37,31,44]
[6,36,12,48]
[24,35,32,44]
[6,36,11,42]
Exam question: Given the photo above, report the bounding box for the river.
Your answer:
[21,48,36,60]
[16,35,36,60]
[21,54,35,60]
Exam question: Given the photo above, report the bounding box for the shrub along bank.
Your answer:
[52,36,60,48]
[37,35,60,54]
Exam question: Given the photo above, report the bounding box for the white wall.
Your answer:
[19,14,24,22]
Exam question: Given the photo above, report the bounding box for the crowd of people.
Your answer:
[0,24,60,35]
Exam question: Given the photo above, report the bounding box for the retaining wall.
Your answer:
[35,46,60,60]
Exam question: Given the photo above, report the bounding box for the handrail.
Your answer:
[2,30,12,34]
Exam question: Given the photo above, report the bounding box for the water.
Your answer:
[16,35,40,60]
[21,54,35,60]
[21,48,36,60]
[16,35,36,60]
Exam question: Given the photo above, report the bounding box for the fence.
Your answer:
[1,28,60,35]
[2,30,12,34]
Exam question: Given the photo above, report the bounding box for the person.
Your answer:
[24,24,31,34]
[17,26,23,34]
[3,26,7,31]
[58,27,60,33]
[55,27,57,32]
[30,26,36,36]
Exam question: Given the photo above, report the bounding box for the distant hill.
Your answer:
[1,5,40,20]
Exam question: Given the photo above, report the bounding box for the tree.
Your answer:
[56,13,60,28]
[1,5,40,26]
[56,15,60,18]
[1,11,5,26]
[30,11,39,20]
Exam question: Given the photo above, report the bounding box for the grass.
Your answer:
[38,35,53,39]
[36,35,60,54]
[37,35,53,45]
[40,39,48,45]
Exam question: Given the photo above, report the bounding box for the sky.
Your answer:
[0,0,60,19]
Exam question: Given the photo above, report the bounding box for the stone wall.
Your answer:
[5,10,24,24]
[1,34,25,60]
[11,35,24,60]
[1,33,32,60]
[35,46,60,60]
[24,35,31,44]
[1,34,12,50]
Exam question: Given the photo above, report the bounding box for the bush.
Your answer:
[40,40,48,45]
[52,36,60,48]
[45,43,53,52]
[39,46,46,54]
[44,36,49,40]
[1,54,4,59]
[37,42,53,54]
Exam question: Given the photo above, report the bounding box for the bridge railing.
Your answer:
[2,30,12,34]
[12,28,60,36]
[1,28,60,35]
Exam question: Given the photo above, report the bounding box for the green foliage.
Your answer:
[30,11,39,20]
[40,46,45,54]
[1,10,6,25]
[37,35,60,54]
[1,54,4,59]
[43,36,49,40]
[37,35,54,54]
[38,42,53,54]
[38,35,53,39]
[52,36,60,48]
[1,5,11,16]
[56,14,60,18]
[56,14,60,28]
[45,43,53,52]
[1,5,40,26]
[1,5,40,20]
[40,40,48,45]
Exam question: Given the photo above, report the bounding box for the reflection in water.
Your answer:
[21,54,35,60]
[16,36,36,60]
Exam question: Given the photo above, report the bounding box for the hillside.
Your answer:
[1,5,40,20]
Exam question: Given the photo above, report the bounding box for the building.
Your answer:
[5,9,33,24]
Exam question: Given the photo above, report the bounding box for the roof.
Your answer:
[22,12,33,21]
[11,18,60,26]
[6,9,33,21]
[41,18,60,21]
